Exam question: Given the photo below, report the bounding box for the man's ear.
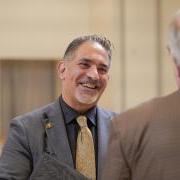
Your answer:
[167,45,178,70]
[176,65,180,78]
[174,62,180,88]
[167,45,171,55]
[57,60,66,80]
[169,52,180,88]
[173,59,180,78]
[107,73,110,81]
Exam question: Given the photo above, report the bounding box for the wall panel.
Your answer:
[125,0,159,108]
[0,61,2,139]
[0,0,91,58]
[0,60,57,138]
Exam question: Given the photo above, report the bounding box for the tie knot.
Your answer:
[76,115,88,129]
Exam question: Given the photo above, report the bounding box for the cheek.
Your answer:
[64,67,75,79]
[73,69,86,80]
[100,76,109,88]
[65,69,82,84]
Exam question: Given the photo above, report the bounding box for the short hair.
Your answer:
[168,10,180,65]
[63,35,113,61]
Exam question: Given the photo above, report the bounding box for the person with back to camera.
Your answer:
[102,10,180,180]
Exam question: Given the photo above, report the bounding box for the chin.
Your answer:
[75,93,99,106]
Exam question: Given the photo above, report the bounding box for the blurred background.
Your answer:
[0,0,180,147]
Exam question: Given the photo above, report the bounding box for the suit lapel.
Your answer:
[41,100,114,178]
[97,108,111,179]
[42,99,74,168]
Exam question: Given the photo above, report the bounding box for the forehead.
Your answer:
[72,41,110,64]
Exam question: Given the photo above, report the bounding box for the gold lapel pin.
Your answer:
[45,122,54,129]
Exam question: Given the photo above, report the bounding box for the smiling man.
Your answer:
[59,39,110,112]
[0,35,117,180]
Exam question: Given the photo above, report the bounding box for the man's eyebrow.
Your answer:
[79,58,110,68]
[100,64,109,69]
[79,58,92,63]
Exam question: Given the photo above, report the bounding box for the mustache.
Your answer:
[79,77,101,88]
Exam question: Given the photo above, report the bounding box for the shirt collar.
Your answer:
[59,96,97,126]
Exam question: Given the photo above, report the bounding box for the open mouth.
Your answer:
[80,82,97,89]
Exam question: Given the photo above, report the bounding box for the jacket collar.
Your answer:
[41,99,113,177]
[97,108,112,180]
[42,98,74,167]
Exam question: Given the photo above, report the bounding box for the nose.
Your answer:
[86,66,99,80]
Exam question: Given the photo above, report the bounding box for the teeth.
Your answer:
[82,83,96,89]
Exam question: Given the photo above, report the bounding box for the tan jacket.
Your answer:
[103,90,180,180]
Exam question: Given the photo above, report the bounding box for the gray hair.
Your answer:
[168,10,180,65]
[63,35,113,61]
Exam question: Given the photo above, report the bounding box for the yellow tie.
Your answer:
[76,115,96,180]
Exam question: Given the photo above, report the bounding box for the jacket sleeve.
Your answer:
[101,119,131,180]
[0,118,32,180]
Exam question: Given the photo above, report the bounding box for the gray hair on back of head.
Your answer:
[168,10,180,65]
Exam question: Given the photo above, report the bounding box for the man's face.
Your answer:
[58,41,110,112]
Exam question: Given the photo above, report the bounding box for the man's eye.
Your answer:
[98,68,108,74]
[79,63,90,68]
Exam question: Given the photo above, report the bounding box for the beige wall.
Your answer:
[1,0,180,139]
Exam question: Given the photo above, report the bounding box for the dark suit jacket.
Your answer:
[0,99,117,180]
[103,90,180,180]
